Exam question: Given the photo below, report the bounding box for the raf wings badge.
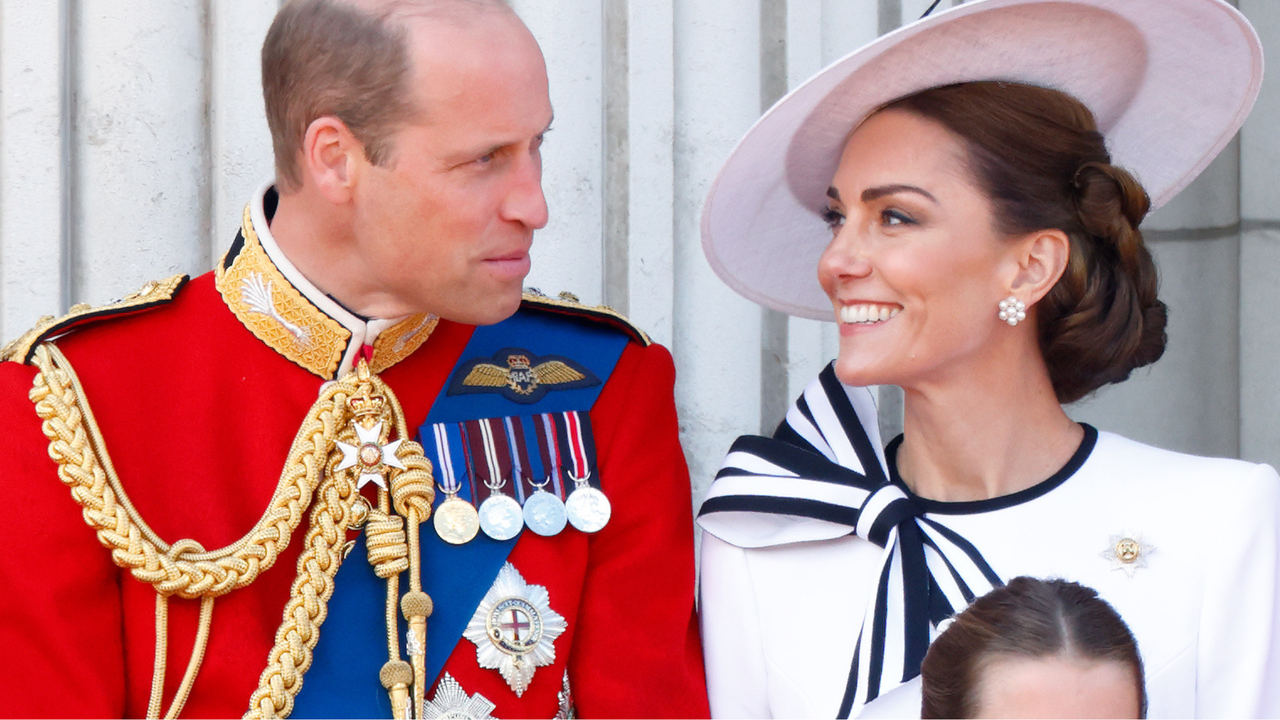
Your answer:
[449,347,600,404]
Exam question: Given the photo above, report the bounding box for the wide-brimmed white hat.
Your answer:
[701,0,1263,321]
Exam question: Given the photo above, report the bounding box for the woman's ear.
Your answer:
[1010,229,1070,304]
[300,116,365,205]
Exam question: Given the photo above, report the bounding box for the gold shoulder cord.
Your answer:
[28,344,435,719]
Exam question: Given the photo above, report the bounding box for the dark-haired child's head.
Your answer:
[921,576,1145,718]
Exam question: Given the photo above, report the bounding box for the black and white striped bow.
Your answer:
[698,364,1002,717]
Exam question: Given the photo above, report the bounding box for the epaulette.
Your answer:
[0,274,189,365]
[520,289,651,347]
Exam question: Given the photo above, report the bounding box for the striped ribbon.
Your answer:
[431,423,461,495]
[698,363,1002,716]
[558,411,593,481]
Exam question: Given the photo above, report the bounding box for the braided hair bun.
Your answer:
[885,82,1168,403]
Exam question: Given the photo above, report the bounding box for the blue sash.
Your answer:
[291,307,628,718]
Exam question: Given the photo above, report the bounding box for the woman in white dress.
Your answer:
[695,0,1279,717]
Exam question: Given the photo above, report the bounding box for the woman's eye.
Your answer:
[822,206,846,229]
[881,208,915,226]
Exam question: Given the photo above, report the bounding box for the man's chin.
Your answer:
[440,289,524,326]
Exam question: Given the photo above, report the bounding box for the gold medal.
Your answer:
[434,494,480,545]
[431,422,481,544]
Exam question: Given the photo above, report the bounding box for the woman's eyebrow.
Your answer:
[860,184,938,204]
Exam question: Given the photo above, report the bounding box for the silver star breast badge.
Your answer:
[1100,530,1156,578]
[463,562,567,696]
[422,673,496,720]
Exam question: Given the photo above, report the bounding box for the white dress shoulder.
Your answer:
[699,385,1280,718]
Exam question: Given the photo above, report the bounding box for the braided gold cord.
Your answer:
[365,511,410,578]
[28,343,349,599]
[245,362,429,719]
[149,594,169,720]
[245,451,356,719]
[390,442,434,719]
[26,343,431,719]
[166,597,216,719]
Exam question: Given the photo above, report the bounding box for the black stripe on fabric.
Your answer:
[696,495,860,527]
[817,364,889,485]
[921,518,1003,587]
[773,420,810,450]
[919,531,976,608]
[864,552,895,703]
[865,497,918,548]
[884,424,1098,515]
[794,394,820,438]
[837,637,863,719]
[896,522,931,683]
[726,435,875,489]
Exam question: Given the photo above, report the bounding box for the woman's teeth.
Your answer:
[839,304,901,325]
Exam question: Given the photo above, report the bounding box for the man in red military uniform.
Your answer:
[0,0,708,717]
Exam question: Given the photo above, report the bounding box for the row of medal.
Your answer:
[425,410,612,545]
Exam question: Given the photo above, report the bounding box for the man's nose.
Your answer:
[503,155,549,230]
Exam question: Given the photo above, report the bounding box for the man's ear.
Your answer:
[1010,228,1070,304]
[299,116,364,205]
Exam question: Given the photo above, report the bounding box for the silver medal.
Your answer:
[478,493,524,541]
[566,485,611,533]
[523,488,568,536]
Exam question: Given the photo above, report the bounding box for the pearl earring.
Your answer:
[998,296,1026,326]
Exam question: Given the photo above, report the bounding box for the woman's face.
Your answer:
[818,108,1022,389]
[974,654,1141,718]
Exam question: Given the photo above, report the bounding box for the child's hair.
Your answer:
[920,576,1146,718]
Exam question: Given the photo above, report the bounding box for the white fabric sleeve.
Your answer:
[1195,462,1280,717]
[700,530,772,718]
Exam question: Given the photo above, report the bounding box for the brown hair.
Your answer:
[920,577,1146,718]
[884,82,1167,403]
[261,0,510,192]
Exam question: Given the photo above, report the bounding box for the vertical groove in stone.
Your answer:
[760,0,790,434]
[877,0,901,36]
[602,0,629,314]
[200,0,214,271]
[874,0,907,439]
[62,0,78,310]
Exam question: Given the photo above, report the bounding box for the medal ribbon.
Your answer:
[432,423,462,496]
[558,411,601,489]
[697,363,1008,717]
[466,418,514,503]
[534,413,567,499]
[504,416,534,503]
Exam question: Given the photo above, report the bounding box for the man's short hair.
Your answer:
[262,0,510,192]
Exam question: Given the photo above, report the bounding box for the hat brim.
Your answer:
[701,0,1263,321]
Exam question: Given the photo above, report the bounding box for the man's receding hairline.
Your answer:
[330,0,513,26]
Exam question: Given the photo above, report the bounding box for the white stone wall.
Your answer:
[1,0,1275,511]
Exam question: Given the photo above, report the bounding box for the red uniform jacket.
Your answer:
[0,200,707,718]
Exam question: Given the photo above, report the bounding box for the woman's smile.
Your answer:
[837,302,902,326]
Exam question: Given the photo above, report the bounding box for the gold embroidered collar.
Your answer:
[215,183,438,379]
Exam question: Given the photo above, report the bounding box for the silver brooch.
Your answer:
[463,562,567,696]
[1100,531,1156,578]
[422,673,496,720]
